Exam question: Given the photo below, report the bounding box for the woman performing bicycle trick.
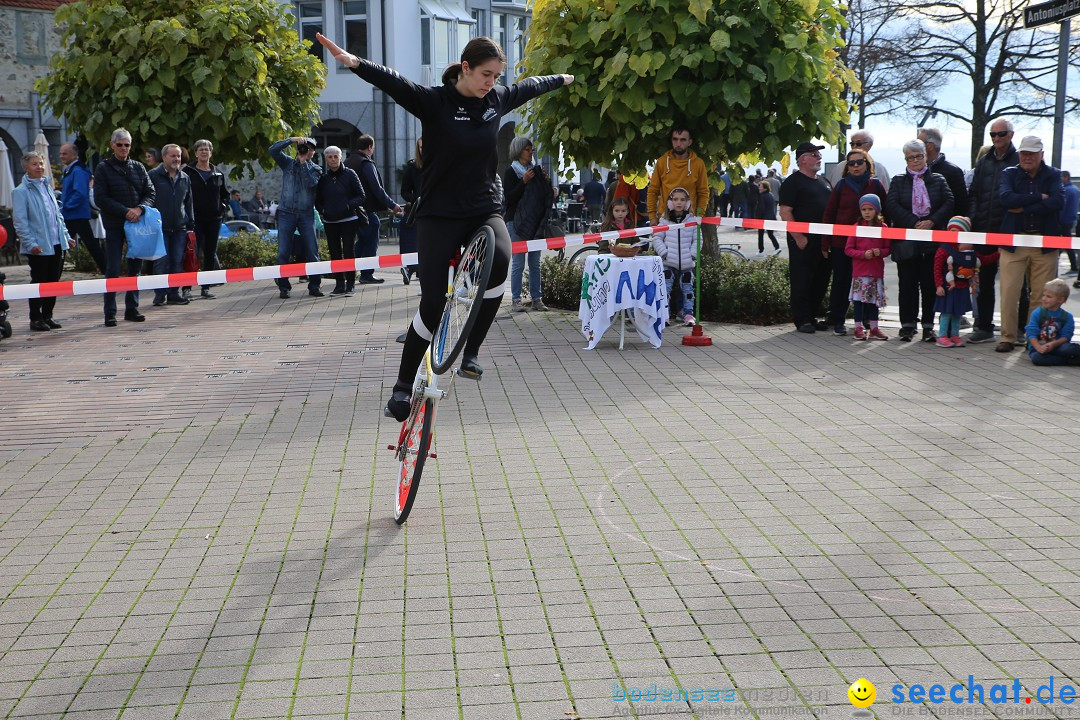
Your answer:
[316,33,573,422]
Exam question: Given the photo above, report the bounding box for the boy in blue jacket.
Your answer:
[1026,279,1080,366]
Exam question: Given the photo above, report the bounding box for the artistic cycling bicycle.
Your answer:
[386,224,496,524]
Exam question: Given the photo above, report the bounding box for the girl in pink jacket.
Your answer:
[844,194,891,340]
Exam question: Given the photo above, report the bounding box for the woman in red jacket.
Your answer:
[822,149,887,336]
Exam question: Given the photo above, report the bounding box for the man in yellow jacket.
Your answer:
[647,127,711,225]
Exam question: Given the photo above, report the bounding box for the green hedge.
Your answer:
[541,252,795,326]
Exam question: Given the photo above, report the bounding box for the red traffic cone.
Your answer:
[682,323,712,346]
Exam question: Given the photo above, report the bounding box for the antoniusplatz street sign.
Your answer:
[1025,0,1080,28]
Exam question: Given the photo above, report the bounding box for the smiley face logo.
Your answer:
[848,678,876,708]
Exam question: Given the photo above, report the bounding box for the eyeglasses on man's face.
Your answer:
[114,142,130,147]
[850,140,870,147]
[989,131,1011,139]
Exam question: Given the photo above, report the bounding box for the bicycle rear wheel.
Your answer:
[568,245,599,265]
[431,224,496,375]
[719,246,747,261]
[395,397,434,524]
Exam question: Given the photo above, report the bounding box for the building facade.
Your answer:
[0,0,533,196]
[0,0,67,186]
[291,0,533,196]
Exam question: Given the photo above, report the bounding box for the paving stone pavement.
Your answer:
[1,257,1080,720]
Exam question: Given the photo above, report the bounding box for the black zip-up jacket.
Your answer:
[969,143,1019,234]
[401,160,420,204]
[929,153,969,217]
[315,166,366,223]
[148,165,194,232]
[93,156,155,230]
[351,155,395,213]
[886,170,955,259]
[349,58,564,220]
[182,163,229,222]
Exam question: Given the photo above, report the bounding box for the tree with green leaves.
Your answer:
[36,0,325,175]
[521,0,856,175]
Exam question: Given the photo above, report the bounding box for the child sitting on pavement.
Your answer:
[1026,278,1080,366]
[652,187,700,326]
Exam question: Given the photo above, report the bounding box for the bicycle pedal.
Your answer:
[387,444,397,450]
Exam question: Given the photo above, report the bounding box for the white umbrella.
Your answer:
[33,130,52,187]
[0,139,14,210]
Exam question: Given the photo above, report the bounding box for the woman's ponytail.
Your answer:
[441,63,463,84]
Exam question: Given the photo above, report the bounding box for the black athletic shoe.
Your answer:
[898,327,915,342]
[384,389,412,422]
[457,355,483,379]
[922,327,937,342]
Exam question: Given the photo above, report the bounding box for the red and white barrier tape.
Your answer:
[701,216,1080,250]
[0,223,692,301]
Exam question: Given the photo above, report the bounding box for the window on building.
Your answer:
[420,14,431,66]
[297,1,324,63]
[342,1,368,61]
[434,18,452,71]
[471,9,485,37]
[514,15,527,72]
[494,14,508,85]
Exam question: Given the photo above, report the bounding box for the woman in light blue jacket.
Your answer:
[13,151,74,331]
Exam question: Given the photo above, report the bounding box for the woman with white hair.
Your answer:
[13,152,75,331]
[503,136,553,312]
[885,139,955,342]
[315,145,365,295]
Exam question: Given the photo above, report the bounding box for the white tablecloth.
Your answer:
[579,255,668,349]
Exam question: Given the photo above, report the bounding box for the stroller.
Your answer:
[0,271,10,341]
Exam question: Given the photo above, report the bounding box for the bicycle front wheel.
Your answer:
[431,225,496,375]
[395,398,434,524]
[719,247,747,261]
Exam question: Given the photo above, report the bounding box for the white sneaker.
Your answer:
[751,252,765,260]
[684,314,695,327]
[770,247,783,256]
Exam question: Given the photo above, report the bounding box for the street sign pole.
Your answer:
[1052,19,1070,169]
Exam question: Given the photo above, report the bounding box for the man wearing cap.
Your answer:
[966,118,1019,344]
[994,135,1064,353]
[270,135,324,299]
[779,142,832,333]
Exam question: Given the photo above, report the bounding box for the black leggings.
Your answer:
[394,214,511,391]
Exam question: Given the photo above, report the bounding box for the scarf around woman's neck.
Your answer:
[908,166,931,218]
[842,171,871,195]
[511,160,534,179]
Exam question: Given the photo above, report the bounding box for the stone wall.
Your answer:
[0,6,63,112]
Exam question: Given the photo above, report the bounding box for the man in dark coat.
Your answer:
[966,118,1019,343]
[93,127,155,326]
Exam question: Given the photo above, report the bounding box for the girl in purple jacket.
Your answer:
[844,195,891,340]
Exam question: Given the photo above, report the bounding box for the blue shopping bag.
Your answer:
[124,206,166,260]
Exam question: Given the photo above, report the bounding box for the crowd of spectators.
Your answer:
[7,118,1079,365]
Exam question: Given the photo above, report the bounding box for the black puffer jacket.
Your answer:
[969,144,1018,233]
[182,164,229,222]
[93,157,155,230]
[929,153,970,217]
[504,167,552,240]
[316,166,366,223]
[886,170,954,260]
